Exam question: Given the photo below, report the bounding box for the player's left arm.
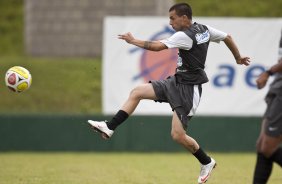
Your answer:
[256,58,282,89]
[118,32,167,51]
[267,58,282,74]
[207,25,250,66]
[223,34,251,66]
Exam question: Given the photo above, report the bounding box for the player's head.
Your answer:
[169,3,192,20]
[168,3,192,31]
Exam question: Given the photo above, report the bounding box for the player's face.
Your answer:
[169,10,188,31]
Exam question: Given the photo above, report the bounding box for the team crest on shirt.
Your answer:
[195,30,210,44]
[177,56,183,67]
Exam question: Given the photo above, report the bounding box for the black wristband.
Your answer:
[266,69,274,76]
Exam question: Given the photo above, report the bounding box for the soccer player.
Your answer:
[88,3,250,184]
[253,30,282,184]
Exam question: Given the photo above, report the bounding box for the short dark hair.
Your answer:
[169,3,192,19]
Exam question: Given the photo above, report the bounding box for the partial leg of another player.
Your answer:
[253,119,282,184]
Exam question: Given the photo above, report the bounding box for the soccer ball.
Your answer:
[5,66,32,92]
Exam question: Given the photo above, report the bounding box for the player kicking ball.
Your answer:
[88,2,250,184]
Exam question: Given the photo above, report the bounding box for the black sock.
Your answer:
[193,147,211,165]
[107,110,129,130]
[270,147,282,167]
[253,152,273,184]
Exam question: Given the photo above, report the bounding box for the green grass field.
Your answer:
[0,152,281,184]
[0,2,281,184]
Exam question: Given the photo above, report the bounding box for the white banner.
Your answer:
[103,17,282,116]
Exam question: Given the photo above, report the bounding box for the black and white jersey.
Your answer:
[160,22,227,84]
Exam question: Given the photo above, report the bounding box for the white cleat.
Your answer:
[87,120,114,139]
[198,158,216,184]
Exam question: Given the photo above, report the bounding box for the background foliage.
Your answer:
[177,0,282,17]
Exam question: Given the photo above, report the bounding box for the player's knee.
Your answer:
[171,131,185,144]
[259,146,274,158]
[129,87,142,100]
[257,135,280,157]
[255,139,262,152]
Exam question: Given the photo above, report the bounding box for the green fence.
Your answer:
[0,115,261,152]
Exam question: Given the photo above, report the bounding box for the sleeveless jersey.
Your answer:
[175,23,210,84]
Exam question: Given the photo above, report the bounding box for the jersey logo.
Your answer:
[195,30,210,44]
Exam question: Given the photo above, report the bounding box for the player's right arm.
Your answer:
[118,32,167,51]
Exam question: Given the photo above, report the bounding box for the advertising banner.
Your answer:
[103,17,282,116]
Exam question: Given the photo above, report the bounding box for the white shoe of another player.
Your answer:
[198,158,216,184]
[87,120,114,139]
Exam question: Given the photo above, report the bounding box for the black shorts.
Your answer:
[264,88,282,137]
[150,75,202,129]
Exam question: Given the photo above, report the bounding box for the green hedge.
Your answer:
[177,0,282,17]
[0,115,261,152]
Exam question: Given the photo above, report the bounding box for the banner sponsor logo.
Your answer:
[130,26,177,82]
[103,17,282,116]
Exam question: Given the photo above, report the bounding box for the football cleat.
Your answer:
[87,120,114,139]
[198,158,216,183]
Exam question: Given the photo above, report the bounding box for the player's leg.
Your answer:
[253,119,274,184]
[253,118,282,184]
[170,111,216,184]
[259,129,282,158]
[104,83,157,135]
[88,83,157,139]
[171,111,199,152]
[259,91,282,165]
[253,90,282,184]
[120,83,157,115]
